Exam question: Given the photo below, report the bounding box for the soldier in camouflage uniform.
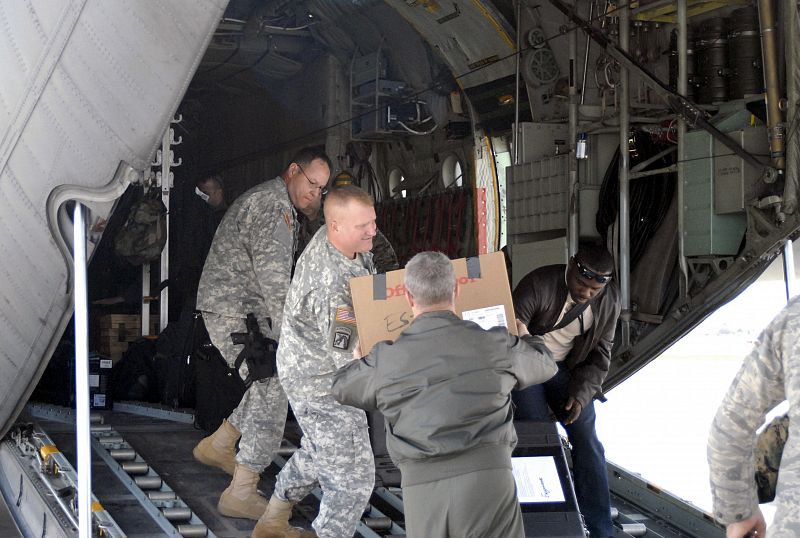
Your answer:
[192,147,332,520]
[708,296,800,537]
[252,185,377,538]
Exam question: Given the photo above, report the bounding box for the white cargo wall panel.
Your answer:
[507,155,569,237]
[0,0,227,436]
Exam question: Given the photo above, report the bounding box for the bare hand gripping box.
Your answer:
[349,251,517,355]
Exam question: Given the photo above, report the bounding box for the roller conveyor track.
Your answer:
[24,403,215,538]
[0,422,126,537]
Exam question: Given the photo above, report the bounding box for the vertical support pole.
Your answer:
[618,2,631,347]
[142,169,153,337]
[142,263,151,337]
[159,128,171,333]
[156,117,182,332]
[514,0,522,166]
[476,187,489,254]
[758,0,786,172]
[73,203,92,537]
[568,0,579,257]
[784,239,797,301]
[783,0,799,215]
[580,1,595,105]
[677,0,689,297]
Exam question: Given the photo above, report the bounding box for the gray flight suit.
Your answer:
[708,296,800,536]
[197,176,294,472]
[274,226,375,538]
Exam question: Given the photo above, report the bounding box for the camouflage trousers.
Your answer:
[203,312,288,473]
[275,394,374,538]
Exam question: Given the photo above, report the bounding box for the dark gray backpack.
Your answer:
[114,188,167,265]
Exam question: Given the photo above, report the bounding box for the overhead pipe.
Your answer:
[758,0,785,172]
[618,2,631,347]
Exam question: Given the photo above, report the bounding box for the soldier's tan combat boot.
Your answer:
[192,419,239,476]
[217,464,268,519]
[252,494,317,538]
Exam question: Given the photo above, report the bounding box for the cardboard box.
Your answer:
[350,251,517,355]
[97,314,159,361]
[99,314,159,334]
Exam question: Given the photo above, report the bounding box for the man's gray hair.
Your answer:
[404,251,456,306]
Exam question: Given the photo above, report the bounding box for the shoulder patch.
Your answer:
[332,326,353,350]
[330,306,358,351]
[335,306,357,326]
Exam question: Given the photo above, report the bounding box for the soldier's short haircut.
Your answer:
[404,251,455,307]
[575,242,614,274]
[324,185,374,221]
[289,146,333,172]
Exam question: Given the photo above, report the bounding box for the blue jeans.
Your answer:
[513,362,613,538]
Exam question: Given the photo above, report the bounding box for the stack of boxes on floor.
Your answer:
[97,314,159,362]
[93,314,159,410]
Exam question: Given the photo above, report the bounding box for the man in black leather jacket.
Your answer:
[513,243,620,538]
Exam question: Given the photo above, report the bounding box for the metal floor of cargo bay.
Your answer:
[9,402,725,538]
[28,407,320,538]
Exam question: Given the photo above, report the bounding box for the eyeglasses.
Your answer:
[297,163,328,195]
[574,258,612,284]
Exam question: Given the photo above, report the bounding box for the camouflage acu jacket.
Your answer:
[708,296,800,535]
[277,227,374,400]
[197,177,296,339]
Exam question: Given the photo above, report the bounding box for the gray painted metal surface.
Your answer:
[0,495,22,538]
[607,461,725,538]
[113,401,196,424]
[0,0,228,438]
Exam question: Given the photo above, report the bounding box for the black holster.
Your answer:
[231,313,278,388]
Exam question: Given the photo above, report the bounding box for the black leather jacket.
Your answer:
[513,264,621,407]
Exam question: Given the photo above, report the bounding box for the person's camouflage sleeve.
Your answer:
[371,229,399,272]
[277,227,374,400]
[708,296,800,535]
[197,177,295,339]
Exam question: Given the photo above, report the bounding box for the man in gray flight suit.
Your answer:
[252,185,377,538]
[332,251,557,538]
[193,147,332,520]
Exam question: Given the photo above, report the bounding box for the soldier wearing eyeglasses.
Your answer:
[193,147,332,521]
[511,242,620,538]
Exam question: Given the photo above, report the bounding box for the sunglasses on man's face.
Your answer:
[574,258,612,284]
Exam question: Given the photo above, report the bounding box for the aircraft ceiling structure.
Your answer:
[0,0,227,438]
[193,0,518,92]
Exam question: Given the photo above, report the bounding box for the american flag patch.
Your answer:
[335,306,357,325]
